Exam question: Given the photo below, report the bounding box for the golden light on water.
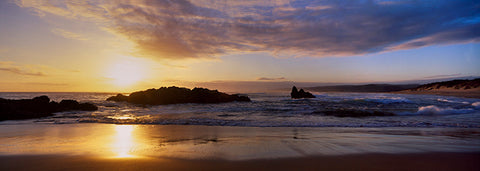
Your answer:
[108,115,135,120]
[112,125,135,158]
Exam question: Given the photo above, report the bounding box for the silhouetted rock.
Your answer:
[0,96,98,121]
[78,103,98,111]
[322,109,395,117]
[291,86,315,98]
[57,100,97,111]
[106,94,128,102]
[106,86,251,105]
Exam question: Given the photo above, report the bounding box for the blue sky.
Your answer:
[0,0,479,92]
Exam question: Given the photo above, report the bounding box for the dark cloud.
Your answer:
[257,77,286,81]
[17,0,480,59]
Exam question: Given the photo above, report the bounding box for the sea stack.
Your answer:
[0,96,97,121]
[290,86,315,99]
[107,86,251,105]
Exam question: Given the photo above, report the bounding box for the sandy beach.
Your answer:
[394,88,480,99]
[2,0,479,170]
[1,124,479,170]
[1,152,479,171]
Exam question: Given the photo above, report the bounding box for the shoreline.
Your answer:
[1,124,479,170]
[309,90,480,99]
[391,90,480,99]
[1,124,479,159]
[1,152,479,170]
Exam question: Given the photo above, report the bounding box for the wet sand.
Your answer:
[1,152,479,171]
[1,124,479,170]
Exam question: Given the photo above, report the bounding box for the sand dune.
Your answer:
[397,87,480,98]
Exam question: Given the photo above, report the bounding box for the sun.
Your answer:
[105,57,148,87]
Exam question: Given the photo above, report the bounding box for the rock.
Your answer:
[59,100,80,110]
[0,96,98,121]
[33,95,50,104]
[78,103,98,111]
[291,86,315,98]
[106,94,129,102]
[106,86,251,105]
[56,100,97,111]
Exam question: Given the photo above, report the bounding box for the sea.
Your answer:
[1,92,479,128]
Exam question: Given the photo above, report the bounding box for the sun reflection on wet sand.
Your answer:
[111,125,135,158]
[0,124,479,161]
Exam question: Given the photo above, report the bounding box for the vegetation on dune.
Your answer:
[410,78,480,91]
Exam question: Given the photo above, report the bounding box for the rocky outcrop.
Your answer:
[0,96,97,121]
[107,86,251,105]
[291,86,315,98]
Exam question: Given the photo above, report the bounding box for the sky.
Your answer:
[0,0,479,92]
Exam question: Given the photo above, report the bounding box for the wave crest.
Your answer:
[417,105,474,115]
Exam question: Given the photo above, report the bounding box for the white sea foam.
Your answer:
[361,96,411,104]
[472,102,480,109]
[417,105,474,115]
[437,98,469,104]
[3,92,480,128]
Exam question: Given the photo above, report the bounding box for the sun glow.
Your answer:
[112,125,135,158]
[105,57,149,88]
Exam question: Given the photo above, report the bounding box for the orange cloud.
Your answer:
[51,28,88,40]
[0,61,46,76]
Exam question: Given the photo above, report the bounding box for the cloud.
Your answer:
[14,0,480,59]
[23,82,69,86]
[423,74,463,79]
[51,28,88,40]
[0,61,46,76]
[257,77,286,81]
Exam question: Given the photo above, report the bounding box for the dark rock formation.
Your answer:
[107,86,251,105]
[0,96,97,121]
[291,86,315,98]
[322,109,395,117]
[58,100,98,111]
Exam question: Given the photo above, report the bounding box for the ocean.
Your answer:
[1,92,480,159]
[1,92,480,127]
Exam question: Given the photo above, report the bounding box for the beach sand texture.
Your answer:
[1,124,479,170]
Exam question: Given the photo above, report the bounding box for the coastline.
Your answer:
[392,89,480,99]
[1,124,479,158]
[1,152,479,170]
[1,123,479,170]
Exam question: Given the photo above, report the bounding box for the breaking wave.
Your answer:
[361,96,411,104]
[417,105,474,115]
[437,98,469,104]
[473,102,480,109]
[1,92,480,128]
